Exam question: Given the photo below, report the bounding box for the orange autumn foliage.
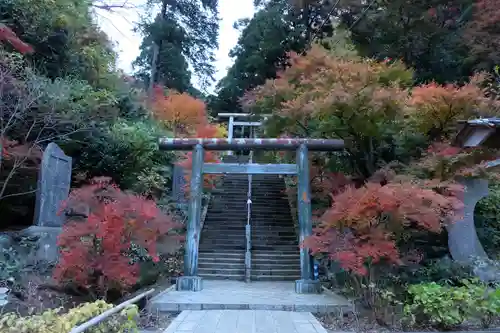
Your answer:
[415,142,500,181]
[151,86,207,136]
[407,75,500,139]
[151,85,226,191]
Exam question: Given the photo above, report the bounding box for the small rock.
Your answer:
[0,234,12,249]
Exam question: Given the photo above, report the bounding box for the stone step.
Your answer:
[202,233,297,239]
[199,256,299,265]
[202,224,295,229]
[198,267,245,276]
[149,279,352,313]
[252,268,301,275]
[200,239,298,245]
[199,248,299,255]
[253,252,300,257]
[198,267,301,277]
[197,261,244,266]
[202,229,296,235]
[204,218,293,223]
[204,223,295,227]
[199,244,246,249]
[199,246,299,252]
[250,274,301,281]
[200,236,297,242]
[251,258,300,265]
[202,230,297,236]
[198,273,245,280]
[199,244,298,251]
[252,245,299,251]
[199,251,244,258]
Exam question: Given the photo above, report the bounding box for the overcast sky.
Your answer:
[95,0,255,92]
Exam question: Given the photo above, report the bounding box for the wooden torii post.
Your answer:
[159,138,344,293]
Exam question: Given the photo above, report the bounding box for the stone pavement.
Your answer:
[149,280,350,313]
[162,310,329,333]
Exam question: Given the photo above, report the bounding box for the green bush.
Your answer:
[475,182,500,258]
[464,279,500,328]
[395,257,474,287]
[63,120,175,196]
[0,300,138,333]
[404,280,500,329]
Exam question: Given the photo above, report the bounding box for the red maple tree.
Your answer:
[54,177,182,296]
[304,181,463,276]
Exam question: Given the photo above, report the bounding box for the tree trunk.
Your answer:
[149,0,169,99]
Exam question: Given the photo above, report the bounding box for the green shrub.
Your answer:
[405,282,472,328]
[63,119,175,196]
[395,257,474,286]
[0,300,138,333]
[464,279,500,328]
[475,182,500,258]
[405,280,500,329]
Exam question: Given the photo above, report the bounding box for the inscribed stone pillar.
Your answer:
[34,142,72,227]
[28,142,72,263]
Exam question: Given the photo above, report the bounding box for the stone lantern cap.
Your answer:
[454,117,500,148]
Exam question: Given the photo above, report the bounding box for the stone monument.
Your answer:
[25,142,72,262]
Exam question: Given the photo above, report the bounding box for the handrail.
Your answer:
[70,289,155,333]
[245,149,253,283]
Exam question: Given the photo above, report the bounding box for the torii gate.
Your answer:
[159,138,345,294]
[217,113,271,155]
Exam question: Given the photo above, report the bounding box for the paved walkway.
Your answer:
[150,280,350,312]
[163,310,329,333]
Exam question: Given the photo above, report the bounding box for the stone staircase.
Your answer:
[197,155,301,281]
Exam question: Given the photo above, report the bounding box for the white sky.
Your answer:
[95,0,255,92]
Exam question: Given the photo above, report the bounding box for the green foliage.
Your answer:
[0,236,41,288]
[0,0,117,86]
[0,300,138,333]
[344,0,475,84]
[404,280,500,329]
[63,120,175,196]
[475,182,500,258]
[405,282,471,328]
[134,16,193,93]
[464,279,500,327]
[208,0,308,114]
[394,257,474,287]
[134,0,220,90]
